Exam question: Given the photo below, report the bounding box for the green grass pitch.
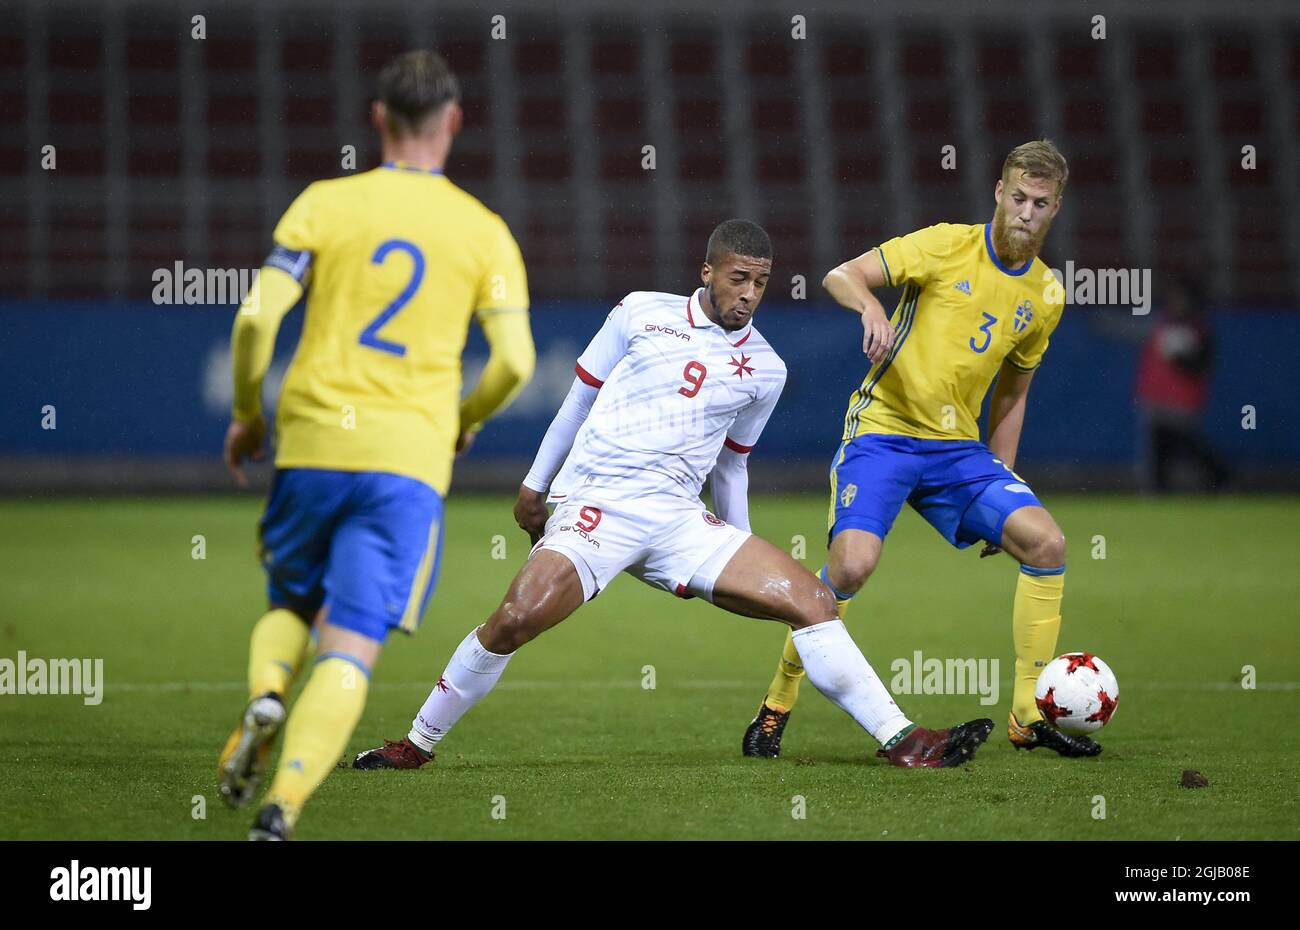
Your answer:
[1,494,1298,840]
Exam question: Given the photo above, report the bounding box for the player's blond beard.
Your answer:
[991,206,1053,266]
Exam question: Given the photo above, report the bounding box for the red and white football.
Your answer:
[1034,652,1120,736]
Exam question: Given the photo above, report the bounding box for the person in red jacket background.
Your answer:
[1135,277,1230,493]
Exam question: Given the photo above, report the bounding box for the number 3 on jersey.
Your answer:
[969,312,998,354]
[678,361,707,398]
[360,239,425,357]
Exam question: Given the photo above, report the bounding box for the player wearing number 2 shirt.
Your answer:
[217,51,536,840]
[353,219,995,775]
[743,140,1102,762]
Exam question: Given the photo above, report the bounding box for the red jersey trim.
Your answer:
[574,363,604,388]
[724,437,754,454]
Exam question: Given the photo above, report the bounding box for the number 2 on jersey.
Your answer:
[678,361,708,398]
[359,239,425,357]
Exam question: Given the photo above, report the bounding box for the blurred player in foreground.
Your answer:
[218,51,535,840]
[352,220,993,773]
[743,141,1099,759]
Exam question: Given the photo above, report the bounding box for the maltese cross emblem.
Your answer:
[728,353,755,378]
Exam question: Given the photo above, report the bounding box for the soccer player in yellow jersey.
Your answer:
[216,51,536,840]
[743,140,1102,759]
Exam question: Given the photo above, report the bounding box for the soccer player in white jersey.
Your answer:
[354,221,994,772]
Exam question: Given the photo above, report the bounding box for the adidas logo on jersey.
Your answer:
[953,280,972,296]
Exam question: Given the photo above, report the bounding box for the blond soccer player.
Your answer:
[743,141,1100,760]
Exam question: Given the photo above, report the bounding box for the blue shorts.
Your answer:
[258,468,445,642]
[827,435,1043,549]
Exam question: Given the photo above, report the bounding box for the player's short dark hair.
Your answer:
[377,50,460,137]
[705,219,773,266]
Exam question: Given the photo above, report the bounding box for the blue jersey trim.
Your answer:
[381,161,445,176]
[265,244,312,282]
[984,223,1033,277]
[875,247,894,287]
[1019,563,1066,576]
[860,286,919,409]
[842,284,920,438]
[315,650,373,679]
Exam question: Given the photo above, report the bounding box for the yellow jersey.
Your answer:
[269,162,529,495]
[842,222,1064,442]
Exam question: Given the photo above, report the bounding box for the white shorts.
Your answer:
[532,495,751,603]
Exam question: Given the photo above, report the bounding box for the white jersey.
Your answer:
[550,288,786,504]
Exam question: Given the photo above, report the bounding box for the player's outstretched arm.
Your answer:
[513,299,632,539]
[709,447,751,531]
[514,376,600,542]
[225,264,303,486]
[709,366,786,532]
[459,308,537,450]
[823,249,894,364]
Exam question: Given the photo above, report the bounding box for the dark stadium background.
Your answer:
[2,0,1298,493]
[2,1,1300,856]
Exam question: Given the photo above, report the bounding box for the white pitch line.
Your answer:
[104,679,753,693]
[100,679,1300,693]
[1136,681,1300,692]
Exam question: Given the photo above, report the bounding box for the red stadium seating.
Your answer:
[1,3,1296,304]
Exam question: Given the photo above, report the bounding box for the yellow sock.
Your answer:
[264,655,369,827]
[248,608,312,699]
[1012,568,1065,723]
[764,630,805,711]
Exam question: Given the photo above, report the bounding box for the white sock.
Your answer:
[791,619,911,746]
[408,627,513,753]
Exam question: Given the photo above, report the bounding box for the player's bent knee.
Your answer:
[1026,530,1066,568]
[1047,532,1067,566]
[834,555,877,594]
[484,600,542,652]
[828,529,883,594]
[789,582,838,629]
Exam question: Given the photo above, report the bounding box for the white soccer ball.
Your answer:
[1034,652,1120,736]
